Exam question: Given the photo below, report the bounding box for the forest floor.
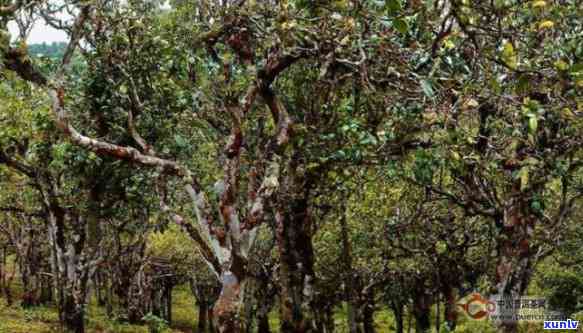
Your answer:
[0,280,575,332]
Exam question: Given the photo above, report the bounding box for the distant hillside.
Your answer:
[27,42,67,59]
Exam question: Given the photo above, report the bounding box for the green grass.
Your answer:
[168,286,197,332]
[0,283,196,333]
[0,298,58,333]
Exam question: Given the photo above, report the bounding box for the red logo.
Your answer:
[457,293,496,320]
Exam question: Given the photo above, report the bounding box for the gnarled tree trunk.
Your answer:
[42,180,103,333]
[213,270,247,333]
[361,287,376,333]
[493,194,537,333]
[412,280,431,333]
[276,194,316,333]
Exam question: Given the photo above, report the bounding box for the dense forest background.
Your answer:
[27,42,67,59]
[0,0,582,333]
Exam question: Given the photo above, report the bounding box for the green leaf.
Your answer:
[501,41,517,69]
[393,19,408,34]
[421,79,434,98]
[531,200,542,213]
[528,116,538,134]
[174,134,188,148]
[518,166,529,191]
[571,63,583,74]
[386,0,402,14]
[436,241,447,254]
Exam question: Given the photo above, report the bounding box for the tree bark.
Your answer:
[254,273,275,333]
[493,195,537,333]
[413,282,431,333]
[257,313,270,333]
[191,277,220,333]
[0,246,4,291]
[390,301,404,333]
[324,305,335,333]
[165,283,173,324]
[340,202,359,333]
[62,291,85,333]
[39,272,53,304]
[44,192,96,333]
[198,302,208,332]
[213,270,246,333]
[362,288,375,333]
[435,296,440,332]
[276,195,316,333]
[208,307,216,333]
[442,285,457,331]
[0,246,14,306]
